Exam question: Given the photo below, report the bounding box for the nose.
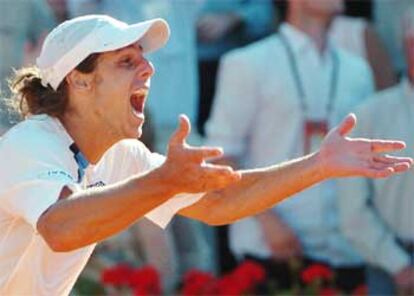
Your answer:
[137,59,154,80]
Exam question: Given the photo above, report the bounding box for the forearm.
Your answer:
[181,152,325,225]
[37,167,175,252]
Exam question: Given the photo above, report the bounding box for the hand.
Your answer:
[160,115,241,194]
[197,13,242,43]
[394,266,414,295]
[318,114,413,179]
[257,211,302,261]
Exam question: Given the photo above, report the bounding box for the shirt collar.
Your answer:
[280,22,334,56]
[29,114,90,182]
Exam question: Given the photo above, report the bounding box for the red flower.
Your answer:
[133,285,152,296]
[319,288,340,296]
[216,274,245,296]
[101,263,133,287]
[182,270,216,296]
[128,265,161,295]
[233,260,266,284]
[181,261,266,296]
[301,264,334,284]
[352,284,368,296]
[215,260,266,295]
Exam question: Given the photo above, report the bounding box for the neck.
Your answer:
[60,111,118,165]
[287,11,332,53]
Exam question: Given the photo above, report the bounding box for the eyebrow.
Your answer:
[114,44,143,54]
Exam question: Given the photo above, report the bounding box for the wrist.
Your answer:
[309,151,330,181]
[137,165,179,197]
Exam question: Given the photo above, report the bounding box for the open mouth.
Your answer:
[130,89,147,118]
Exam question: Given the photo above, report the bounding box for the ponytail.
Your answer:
[10,67,69,118]
[9,53,100,118]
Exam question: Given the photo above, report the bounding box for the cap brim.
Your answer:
[95,18,170,54]
[130,18,170,53]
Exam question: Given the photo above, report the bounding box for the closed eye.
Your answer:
[119,56,138,69]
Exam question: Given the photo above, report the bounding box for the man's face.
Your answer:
[302,0,344,19]
[88,44,154,140]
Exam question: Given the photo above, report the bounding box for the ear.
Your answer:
[66,70,94,91]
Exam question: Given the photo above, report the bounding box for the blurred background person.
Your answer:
[206,0,374,292]
[196,0,275,136]
[338,8,414,296]
[0,0,55,94]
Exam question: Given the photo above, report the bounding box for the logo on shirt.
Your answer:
[87,181,106,188]
[41,170,74,181]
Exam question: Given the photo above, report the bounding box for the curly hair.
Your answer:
[8,53,100,118]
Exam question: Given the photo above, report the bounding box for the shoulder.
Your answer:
[97,139,164,174]
[357,83,402,116]
[221,34,279,66]
[0,115,77,183]
[104,139,150,160]
[335,47,373,85]
[1,115,73,164]
[332,16,367,33]
[335,46,369,71]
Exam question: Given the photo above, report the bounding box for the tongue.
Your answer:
[130,95,143,113]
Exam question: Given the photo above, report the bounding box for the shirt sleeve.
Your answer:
[205,49,258,157]
[337,102,410,274]
[0,167,80,232]
[0,125,82,232]
[145,192,205,229]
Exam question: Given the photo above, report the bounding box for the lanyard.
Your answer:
[279,33,339,117]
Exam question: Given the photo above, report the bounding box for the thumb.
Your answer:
[336,113,357,137]
[169,114,191,145]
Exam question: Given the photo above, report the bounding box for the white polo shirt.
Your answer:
[0,114,203,295]
[338,79,414,274]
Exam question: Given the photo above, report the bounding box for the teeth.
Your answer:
[132,107,142,118]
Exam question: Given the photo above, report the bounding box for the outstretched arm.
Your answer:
[179,114,412,225]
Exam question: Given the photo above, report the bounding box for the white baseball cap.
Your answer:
[36,15,170,90]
